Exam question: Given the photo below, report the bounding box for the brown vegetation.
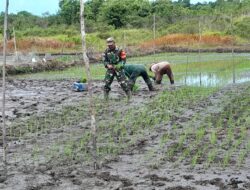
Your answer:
[0,38,75,53]
[140,34,235,49]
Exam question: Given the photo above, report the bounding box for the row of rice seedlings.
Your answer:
[207,88,249,167]
[239,140,250,165]
[92,88,188,162]
[8,102,96,167]
[161,85,247,167]
[144,87,217,167]
[49,86,218,166]
[12,102,91,138]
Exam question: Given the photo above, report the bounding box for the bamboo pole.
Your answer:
[80,0,97,169]
[2,0,9,168]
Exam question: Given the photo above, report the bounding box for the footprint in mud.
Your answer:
[182,175,195,180]
[227,177,244,188]
[243,182,250,189]
[165,186,196,190]
[71,178,82,185]
[195,178,225,189]
[143,174,171,182]
[97,171,133,188]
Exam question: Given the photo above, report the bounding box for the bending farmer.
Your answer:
[124,64,155,91]
[149,61,174,85]
[102,37,131,100]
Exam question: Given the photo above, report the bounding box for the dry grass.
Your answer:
[140,34,235,49]
[0,38,75,53]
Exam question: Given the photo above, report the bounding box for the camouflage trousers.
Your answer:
[104,69,130,94]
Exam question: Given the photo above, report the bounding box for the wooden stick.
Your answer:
[2,0,9,168]
[80,0,97,169]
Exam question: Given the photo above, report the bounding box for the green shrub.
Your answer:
[233,17,250,39]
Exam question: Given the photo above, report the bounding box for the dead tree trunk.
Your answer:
[2,0,9,167]
[80,0,97,169]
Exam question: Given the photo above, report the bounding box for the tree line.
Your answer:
[1,0,250,39]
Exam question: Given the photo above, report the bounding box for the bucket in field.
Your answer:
[72,82,88,92]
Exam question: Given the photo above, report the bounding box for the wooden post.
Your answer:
[185,53,189,85]
[231,14,236,83]
[198,18,202,86]
[80,0,97,169]
[2,0,9,168]
[123,30,126,50]
[153,13,156,62]
[13,27,18,60]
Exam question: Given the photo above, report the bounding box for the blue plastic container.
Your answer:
[73,82,87,92]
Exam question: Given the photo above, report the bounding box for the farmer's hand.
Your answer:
[107,64,114,69]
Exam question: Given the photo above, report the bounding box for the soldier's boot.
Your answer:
[148,83,156,91]
[104,91,109,101]
[126,90,132,102]
[127,81,134,91]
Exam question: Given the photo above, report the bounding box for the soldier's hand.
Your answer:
[114,64,123,71]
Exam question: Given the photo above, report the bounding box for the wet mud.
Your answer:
[0,79,249,190]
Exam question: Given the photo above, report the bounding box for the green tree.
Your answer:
[59,0,80,25]
[177,0,191,8]
[85,0,104,21]
[97,0,130,28]
[152,0,189,24]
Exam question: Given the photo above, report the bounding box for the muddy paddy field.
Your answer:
[0,52,250,190]
[0,78,249,190]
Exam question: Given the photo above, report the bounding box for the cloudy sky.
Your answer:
[0,0,217,16]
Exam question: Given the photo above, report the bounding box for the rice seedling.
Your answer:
[165,146,175,160]
[178,134,187,148]
[191,152,199,167]
[206,149,217,167]
[195,127,206,142]
[160,133,169,148]
[31,144,40,163]
[222,151,232,168]
[237,149,248,167]
[210,130,217,145]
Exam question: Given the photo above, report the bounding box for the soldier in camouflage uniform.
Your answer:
[102,37,131,100]
[124,64,155,91]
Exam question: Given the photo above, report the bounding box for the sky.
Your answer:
[0,0,217,16]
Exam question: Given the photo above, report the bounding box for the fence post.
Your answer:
[198,18,202,86]
[13,27,18,60]
[232,50,235,83]
[231,14,236,84]
[153,13,156,62]
[2,0,9,172]
[185,53,189,86]
[123,30,126,50]
[80,0,97,169]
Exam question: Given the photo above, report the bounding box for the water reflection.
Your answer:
[182,73,250,87]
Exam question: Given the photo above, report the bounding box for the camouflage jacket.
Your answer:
[103,47,126,70]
